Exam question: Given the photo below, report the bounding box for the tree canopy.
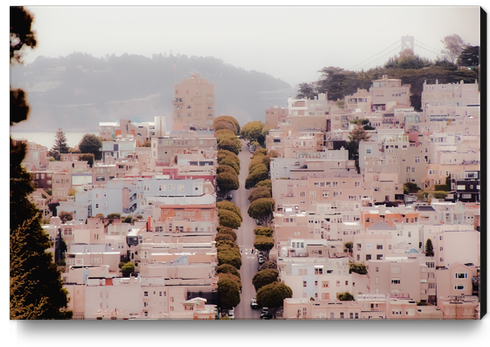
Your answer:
[218,209,242,229]
[217,138,240,155]
[217,201,242,222]
[217,277,241,310]
[245,164,269,189]
[259,260,277,271]
[216,171,239,192]
[216,264,241,278]
[49,128,69,160]
[425,238,434,257]
[457,45,480,67]
[254,227,274,237]
[252,269,279,292]
[349,261,367,275]
[217,249,242,269]
[218,156,240,175]
[214,115,240,135]
[255,179,272,188]
[216,226,237,241]
[441,34,466,63]
[241,121,264,141]
[256,281,293,316]
[248,185,272,203]
[337,292,355,301]
[248,198,275,225]
[79,134,102,160]
[253,236,275,255]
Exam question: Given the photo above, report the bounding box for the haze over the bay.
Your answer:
[21,5,481,86]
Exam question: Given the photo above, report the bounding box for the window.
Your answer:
[322,293,330,300]
[336,280,340,287]
[144,291,148,297]
[310,191,316,198]
[454,284,466,290]
[366,254,372,261]
[455,273,467,279]
[303,281,307,288]
[322,281,329,288]
[340,312,344,319]
[300,191,306,198]
[315,268,323,275]
[376,244,383,250]
[391,279,401,284]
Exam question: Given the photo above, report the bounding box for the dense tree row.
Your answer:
[214,116,242,317]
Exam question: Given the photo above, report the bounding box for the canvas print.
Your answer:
[10,5,483,320]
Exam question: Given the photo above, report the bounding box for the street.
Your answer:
[233,140,261,320]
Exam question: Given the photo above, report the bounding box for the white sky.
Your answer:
[19,3,482,86]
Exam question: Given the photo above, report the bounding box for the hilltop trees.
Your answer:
[49,128,69,160]
[441,34,466,63]
[10,6,71,319]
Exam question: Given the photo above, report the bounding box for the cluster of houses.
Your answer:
[17,70,481,319]
[265,75,481,319]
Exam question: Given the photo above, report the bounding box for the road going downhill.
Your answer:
[233,140,261,320]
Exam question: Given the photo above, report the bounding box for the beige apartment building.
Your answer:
[172,72,215,130]
[264,106,288,127]
[369,75,411,112]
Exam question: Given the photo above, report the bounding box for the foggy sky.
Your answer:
[22,5,481,86]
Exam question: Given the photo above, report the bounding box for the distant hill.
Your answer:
[10,53,294,131]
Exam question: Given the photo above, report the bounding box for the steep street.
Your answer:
[233,140,261,319]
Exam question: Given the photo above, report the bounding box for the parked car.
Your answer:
[255,219,262,225]
[229,309,235,320]
[226,193,233,200]
[258,255,265,264]
[250,154,254,159]
[260,308,272,319]
[250,298,258,309]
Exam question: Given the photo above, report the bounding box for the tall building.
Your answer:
[172,72,215,130]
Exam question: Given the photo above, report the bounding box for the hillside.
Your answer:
[10,53,292,131]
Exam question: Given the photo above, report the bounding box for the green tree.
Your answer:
[214,115,240,135]
[49,128,69,161]
[215,233,235,243]
[241,121,264,142]
[10,6,71,320]
[254,236,274,256]
[336,99,345,109]
[121,262,135,277]
[425,239,434,257]
[252,269,279,292]
[259,260,277,271]
[457,45,480,68]
[217,201,242,222]
[344,241,353,253]
[217,277,240,312]
[256,282,293,318]
[80,153,94,167]
[216,264,241,279]
[218,149,240,165]
[123,215,132,224]
[216,164,237,176]
[254,227,274,237]
[217,138,240,155]
[295,82,317,99]
[256,179,272,188]
[218,156,240,175]
[337,291,355,301]
[245,164,269,189]
[218,209,241,229]
[216,171,239,192]
[441,34,466,63]
[216,226,237,241]
[217,272,242,291]
[347,124,371,173]
[58,211,73,224]
[79,134,102,160]
[248,186,272,203]
[217,249,242,269]
[349,261,367,275]
[248,198,275,225]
